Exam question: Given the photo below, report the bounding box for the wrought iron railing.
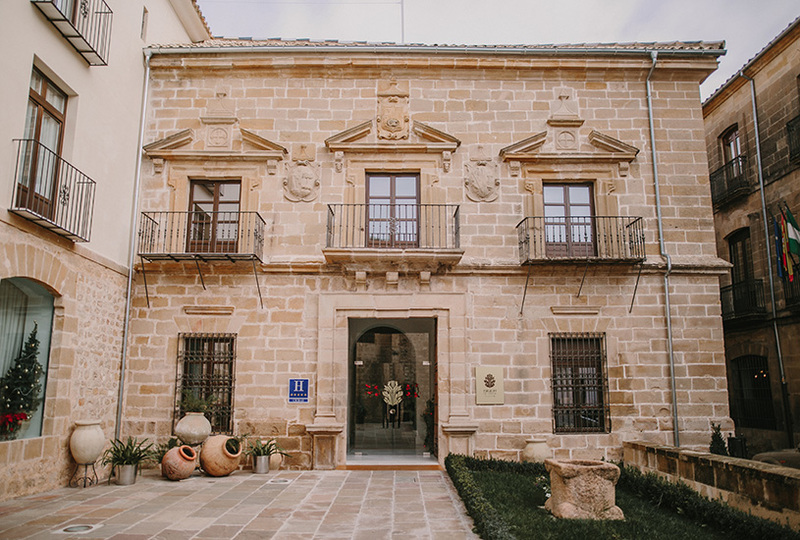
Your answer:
[783,276,800,310]
[138,211,266,261]
[326,204,460,250]
[31,0,113,66]
[516,216,645,264]
[788,114,800,163]
[709,155,750,208]
[10,139,96,242]
[720,279,766,321]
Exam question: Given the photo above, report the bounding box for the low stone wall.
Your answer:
[623,441,800,529]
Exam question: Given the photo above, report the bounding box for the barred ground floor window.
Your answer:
[550,332,610,433]
[176,333,236,434]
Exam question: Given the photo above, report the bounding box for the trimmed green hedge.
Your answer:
[617,464,799,540]
[444,454,800,540]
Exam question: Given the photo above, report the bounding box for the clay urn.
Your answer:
[69,420,105,465]
[162,445,197,481]
[174,412,212,446]
[200,435,242,477]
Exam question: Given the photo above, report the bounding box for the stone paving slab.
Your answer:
[0,469,479,539]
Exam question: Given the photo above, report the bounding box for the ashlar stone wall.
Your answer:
[124,47,731,468]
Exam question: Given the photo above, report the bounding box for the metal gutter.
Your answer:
[146,44,725,57]
[646,51,680,447]
[115,50,152,441]
[740,72,794,448]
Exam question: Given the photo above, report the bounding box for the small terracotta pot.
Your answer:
[162,445,197,481]
[200,435,242,477]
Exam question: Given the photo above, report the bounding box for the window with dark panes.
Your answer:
[176,333,235,434]
[366,173,420,248]
[543,183,595,258]
[188,180,241,253]
[730,355,775,429]
[728,228,753,284]
[720,125,745,176]
[550,333,610,433]
[16,69,67,219]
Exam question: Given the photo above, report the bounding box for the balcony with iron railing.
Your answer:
[31,0,113,66]
[10,139,96,242]
[783,276,800,311]
[323,203,463,268]
[709,155,750,209]
[516,216,645,265]
[788,114,800,163]
[720,279,766,322]
[138,211,266,262]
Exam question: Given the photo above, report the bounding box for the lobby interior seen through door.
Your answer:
[348,318,437,461]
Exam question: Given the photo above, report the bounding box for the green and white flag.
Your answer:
[787,207,800,257]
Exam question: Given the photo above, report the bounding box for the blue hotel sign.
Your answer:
[288,379,309,403]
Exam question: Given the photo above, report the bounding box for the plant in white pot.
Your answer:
[101,436,153,485]
[174,390,214,446]
[247,438,290,474]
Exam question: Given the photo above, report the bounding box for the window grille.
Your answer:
[176,333,236,434]
[730,355,775,429]
[550,333,610,433]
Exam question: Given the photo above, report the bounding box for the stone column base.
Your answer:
[306,423,344,470]
[441,423,478,456]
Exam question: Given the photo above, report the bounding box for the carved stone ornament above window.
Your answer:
[143,127,288,174]
[499,129,639,177]
[377,79,410,140]
[325,119,460,173]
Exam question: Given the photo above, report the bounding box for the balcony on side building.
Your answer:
[784,277,800,311]
[720,279,767,322]
[10,139,96,242]
[788,114,800,163]
[138,211,266,263]
[31,0,112,66]
[323,203,463,268]
[516,216,645,265]
[709,155,750,209]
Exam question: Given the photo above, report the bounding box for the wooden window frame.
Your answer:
[187,179,241,254]
[543,183,596,258]
[365,172,420,248]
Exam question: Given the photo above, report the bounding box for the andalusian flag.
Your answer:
[781,212,794,282]
[786,206,800,258]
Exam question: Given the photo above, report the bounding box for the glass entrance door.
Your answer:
[349,318,436,457]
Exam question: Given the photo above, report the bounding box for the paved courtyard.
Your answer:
[0,469,479,539]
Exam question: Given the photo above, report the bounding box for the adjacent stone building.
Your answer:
[123,38,733,470]
[0,0,207,501]
[703,15,800,454]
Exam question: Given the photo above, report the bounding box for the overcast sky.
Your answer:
[194,0,799,100]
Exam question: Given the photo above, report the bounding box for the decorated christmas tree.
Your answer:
[0,324,44,439]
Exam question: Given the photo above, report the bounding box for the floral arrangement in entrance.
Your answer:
[0,324,43,441]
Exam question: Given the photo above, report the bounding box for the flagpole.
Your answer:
[743,72,794,448]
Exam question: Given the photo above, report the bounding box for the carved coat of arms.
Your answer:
[464,160,499,202]
[377,79,410,140]
[284,161,320,202]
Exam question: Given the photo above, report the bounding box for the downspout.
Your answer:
[740,72,793,447]
[115,50,152,440]
[646,51,680,447]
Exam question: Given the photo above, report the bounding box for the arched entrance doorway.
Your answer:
[348,318,437,463]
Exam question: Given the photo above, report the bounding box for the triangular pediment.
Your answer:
[325,119,460,153]
[143,127,287,162]
[143,129,194,153]
[499,129,639,164]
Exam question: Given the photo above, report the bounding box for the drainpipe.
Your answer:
[740,72,793,448]
[115,50,152,441]
[646,51,680,447]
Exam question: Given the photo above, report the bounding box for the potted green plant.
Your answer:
[102,436,153,485]
[247,438,291,474]
[174,390,214,446]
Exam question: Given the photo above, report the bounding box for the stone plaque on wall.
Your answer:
[476,366,504,405]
